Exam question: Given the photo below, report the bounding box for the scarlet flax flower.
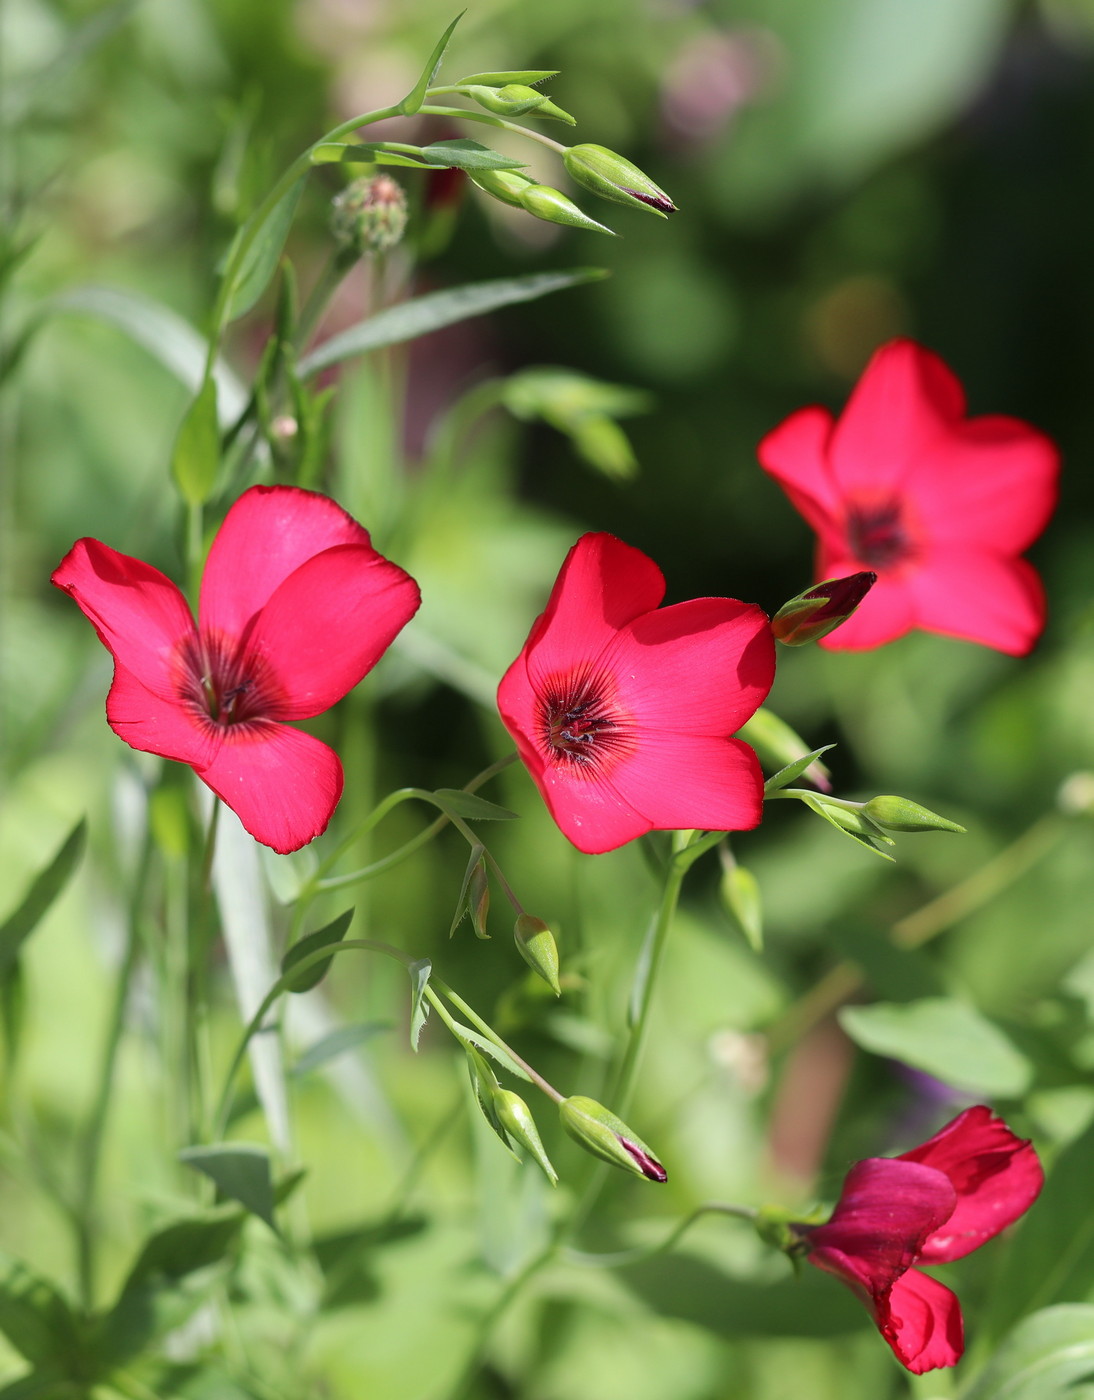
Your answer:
[52,486,420,853]
[797,1106,1043,1373]
[496,532,775,854]
[758,339,1059,654]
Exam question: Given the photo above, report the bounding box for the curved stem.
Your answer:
[430,979,564,1104]
[563,1201,757,1270]
[419,101,569,153]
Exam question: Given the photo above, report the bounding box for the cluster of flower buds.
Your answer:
[329,174,409,257]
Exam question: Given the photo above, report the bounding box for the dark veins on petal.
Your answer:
[537,670,633,772]
[175,632,284,731]
[846,499,912,568]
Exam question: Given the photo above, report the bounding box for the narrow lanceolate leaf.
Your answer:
[0,1253,83,1369]
[763,745,837,795]
[222,177,305,325]
[280,909,353,993]
[432,789,517,821]
[453,70,559,87]
[418,138,526,171]
[720,863,763,953]
[963,1305,1094,1400]
[171,375,219,506]
[311,143,433,169]
[299,268,607,376]
[0,819,86,979]
[398,11,464,115]
[408,959,432,1051]
[178,1144,277,1231]
[291,1022,393,1078]
[448,1022,532,1082]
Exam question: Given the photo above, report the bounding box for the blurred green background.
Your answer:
[5,1,1094,1397]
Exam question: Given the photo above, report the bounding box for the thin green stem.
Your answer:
[563,1200,757,1270]
[295,249,357,350]
[430,979,564,1104]
[443,1243,556,1400]
[419,101,569,153]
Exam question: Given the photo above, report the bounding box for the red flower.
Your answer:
[758,340,1059,654]
[496,532,775,854]
[800,1106,1043,1373]
[52,486,420,854]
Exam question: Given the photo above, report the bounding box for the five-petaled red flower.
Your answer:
[52,485,420,854]
[758,339,1059,654]
[798,1106,1043,1373]
[496,532,776,854]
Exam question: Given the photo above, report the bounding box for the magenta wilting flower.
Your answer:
[52,486,420,853]
[496,532,775,854]
[797,1106,1043,1373]
[758,339,1059,654]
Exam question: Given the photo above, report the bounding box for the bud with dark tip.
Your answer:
[330,174,409,256]
[563,144,676,217]
[514,914,561,996]
[863,796,966,834]
[772,572,877,647]
[559,1095,666,1182]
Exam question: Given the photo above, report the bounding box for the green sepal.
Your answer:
[452,70,559,87]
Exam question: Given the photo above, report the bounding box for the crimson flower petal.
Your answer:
[905,551,1045,656]
[757,404,841,536]
[806,1158,957,1301]
[199,486,373,641]
[608,735,764,834]
[106,663,220,770]
[899,1106,1045,1265]
[523,533,666,689]
[876,1268,964,1374]
[52,539,197,701]
[197,722,344,854]
[244,544,421,720]
[827,340,966,494]
[607,598,776,737]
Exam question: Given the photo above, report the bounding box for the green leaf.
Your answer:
[311,143,433,169]
[291,1022,393,1077]
[720,863,763,953]
[447,1021,532,1082]
[398,11,465,115]
[799,794,895,861]
[449,842,486,937]
[178,1144,276,1230]
[223,177,305,325]
[280,908,353,993]
[962,1305,1094,1400]
[298,268,607,377]
[0,820,86,979]
[0,1254,82,1370]
[838,997,1033,1098]
[432,789,517,821]
[171,376,220,507]
[0,1370,73,1399]
[464,1045,518,1159]
[47,285,248,422]
[419,138,526,171]
[984,1119,1094,1343]
[763,745,837,795]
[408,958,431,1051]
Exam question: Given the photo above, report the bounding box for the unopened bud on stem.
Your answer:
[772,573,876,646]
[863,796,966,834]
[563,144,676,216]
[559,1095,666,1182]
[514,914,561,995]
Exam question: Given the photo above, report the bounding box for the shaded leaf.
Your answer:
[398,11,464,115]
[448,1021,532,1082]
[408,958,431,1050]
[720,863,763,953]
[449,842,486,937]
[0,820,86,979]
[838,997,1033,1098]
[223,178,305,324]
[0,1254,82,1370]
[311,143,433,169]
[298,269,607,377]
[291,1022,393,1077]
[178,1144,276,1231]
[763,745,837,795]
[963,1305,1094,1400]
[419,138,525,171]
[432,789,517,821]
[280,908,353,993]
[171,376,219,507]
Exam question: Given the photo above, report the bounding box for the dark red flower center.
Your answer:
[846,498,913,568]
[537,672,633,772]
[175,632,283,731]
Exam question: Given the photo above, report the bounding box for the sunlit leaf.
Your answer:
[0,820,86,979]
[418,139,526,171]
[398,11,464,115]
[763,745,837,795]
[408,958,431,1051]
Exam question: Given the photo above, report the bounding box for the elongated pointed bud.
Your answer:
[514,914,561,996]
[772,573,877,646]
[459,83,550,116]
[803,793,893,842]
[720,860,763,953]
[563,144,676,216]
[863,796,966,834]
[469,863,491,938]
[559,1095,666,1182]
[517,184,616,236]
[470,168,537,208]
[493,1089,559,1184]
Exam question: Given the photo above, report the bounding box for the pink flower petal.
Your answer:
[524,533,666,690]
[807,1158,957,1301]
[52,539,197,701]
[899,1106,1044,1264]
[607,598,775,737]
[609,734,765,834]
[876,1268,964,1373]
[903,415,1059,554]
[106,663,220,770]
[756,404,841,535]
[816,569,917,650]
[243,544,421,720]
[905,550,1045,655]
[199,486,372,641]
[828,340,966,495]
[537,766,655,855]
[197,721,344,854]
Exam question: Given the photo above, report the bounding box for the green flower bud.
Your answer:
[514,914,561,996]
[772,573,877,646]
[804,794,892,842]
[330,174,408,256]
[470,168,537,208]
[459,83,550,117]
[720,861,763,953]
[862,796,966,834]
[517,184,616,236]
[559,1095,666,1182]
[493,1089,558,1184]
[454,70,560,88]
[563,143,676,217]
